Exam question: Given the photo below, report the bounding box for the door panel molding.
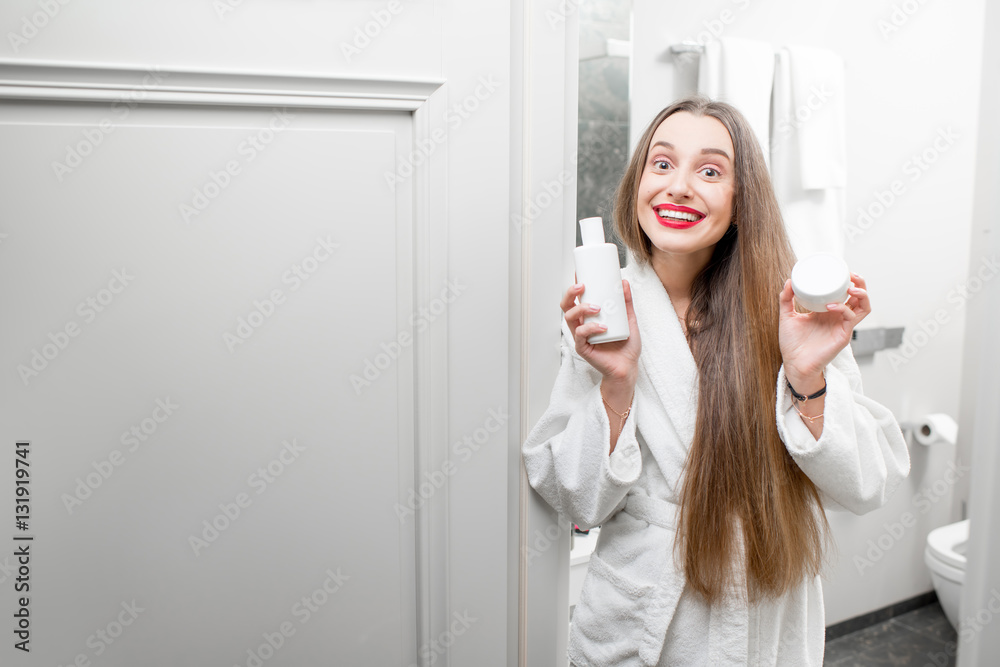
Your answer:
[0,58,452,665]
[0,59,444,111]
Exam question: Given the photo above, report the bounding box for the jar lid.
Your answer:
[791,253,851,312]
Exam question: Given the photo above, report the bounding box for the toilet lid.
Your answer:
[927,519,969,571]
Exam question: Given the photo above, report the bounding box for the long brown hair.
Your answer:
[613,96,829,603]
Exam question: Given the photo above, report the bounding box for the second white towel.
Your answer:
[770,45,847,259]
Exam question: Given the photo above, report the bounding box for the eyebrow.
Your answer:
[650,140,731,162]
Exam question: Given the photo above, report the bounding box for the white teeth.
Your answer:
[657,208,701,222]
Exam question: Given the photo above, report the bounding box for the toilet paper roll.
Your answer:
[915,413,958,446]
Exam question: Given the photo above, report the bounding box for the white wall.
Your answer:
[2,1,444,77]
[631,0,987,625]
[957,0,1000,663]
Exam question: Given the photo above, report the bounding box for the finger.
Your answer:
[565,301,599,328]
[564,309,585,335]
[848,290,871,325]
[574,323,608,356]
[575,321,608,342]
[623,279,637,324]
[778,279,796,316]
[850,272,867,290]
[847,284,871,316]
[826,301,856,321]
[560,282,585,314]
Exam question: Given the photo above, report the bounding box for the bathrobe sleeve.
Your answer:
[521,320,643,530]
[775,343,910,515]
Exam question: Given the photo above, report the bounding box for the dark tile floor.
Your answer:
[824,602,959,666]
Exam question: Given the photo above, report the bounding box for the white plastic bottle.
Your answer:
[574,217,629,344]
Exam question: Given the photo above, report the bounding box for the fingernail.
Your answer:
[588,304,600,313]
[826,303,838,309]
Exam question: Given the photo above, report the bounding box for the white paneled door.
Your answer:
[0,2,521,665]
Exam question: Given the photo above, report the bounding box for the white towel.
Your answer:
[770,45,847,259]
[697,37,775,170]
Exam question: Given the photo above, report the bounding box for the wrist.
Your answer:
[601,375,635,412]
[785,368,825,397]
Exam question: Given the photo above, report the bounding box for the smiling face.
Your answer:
[636,111,736,270]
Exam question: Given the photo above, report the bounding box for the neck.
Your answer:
[649,247,713,308]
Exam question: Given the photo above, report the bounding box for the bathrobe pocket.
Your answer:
[569,498,679,666]
[570,551,654,665]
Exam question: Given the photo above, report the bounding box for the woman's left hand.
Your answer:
[778,272,871,382]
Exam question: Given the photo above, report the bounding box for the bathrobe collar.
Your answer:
[623,252,700,450]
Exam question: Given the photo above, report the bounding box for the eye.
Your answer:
[700,167,720,178]
[652,159,671,170]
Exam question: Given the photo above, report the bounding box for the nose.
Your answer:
[665,168,694,200]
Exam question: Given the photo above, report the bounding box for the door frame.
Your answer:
[511,2,580,665]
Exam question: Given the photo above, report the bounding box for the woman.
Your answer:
[521,96,909,666]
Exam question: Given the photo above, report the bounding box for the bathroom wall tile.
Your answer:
[577,120,628,216]
[576,0,631,265]
[576,120,629,264]
[578,0,630,45]
[579,57,629,123]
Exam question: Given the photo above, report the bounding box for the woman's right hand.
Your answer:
[561,279,642,388]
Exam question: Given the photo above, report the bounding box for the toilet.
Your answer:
[924,519,969,630]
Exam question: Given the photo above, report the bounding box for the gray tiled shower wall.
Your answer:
[577,0,630,267]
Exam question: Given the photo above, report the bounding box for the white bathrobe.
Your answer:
[522,257,910,666]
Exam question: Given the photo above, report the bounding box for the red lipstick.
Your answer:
[653,203,705,229]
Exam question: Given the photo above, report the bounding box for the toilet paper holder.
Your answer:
[850,326,905,358]
[898,414,959,446]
